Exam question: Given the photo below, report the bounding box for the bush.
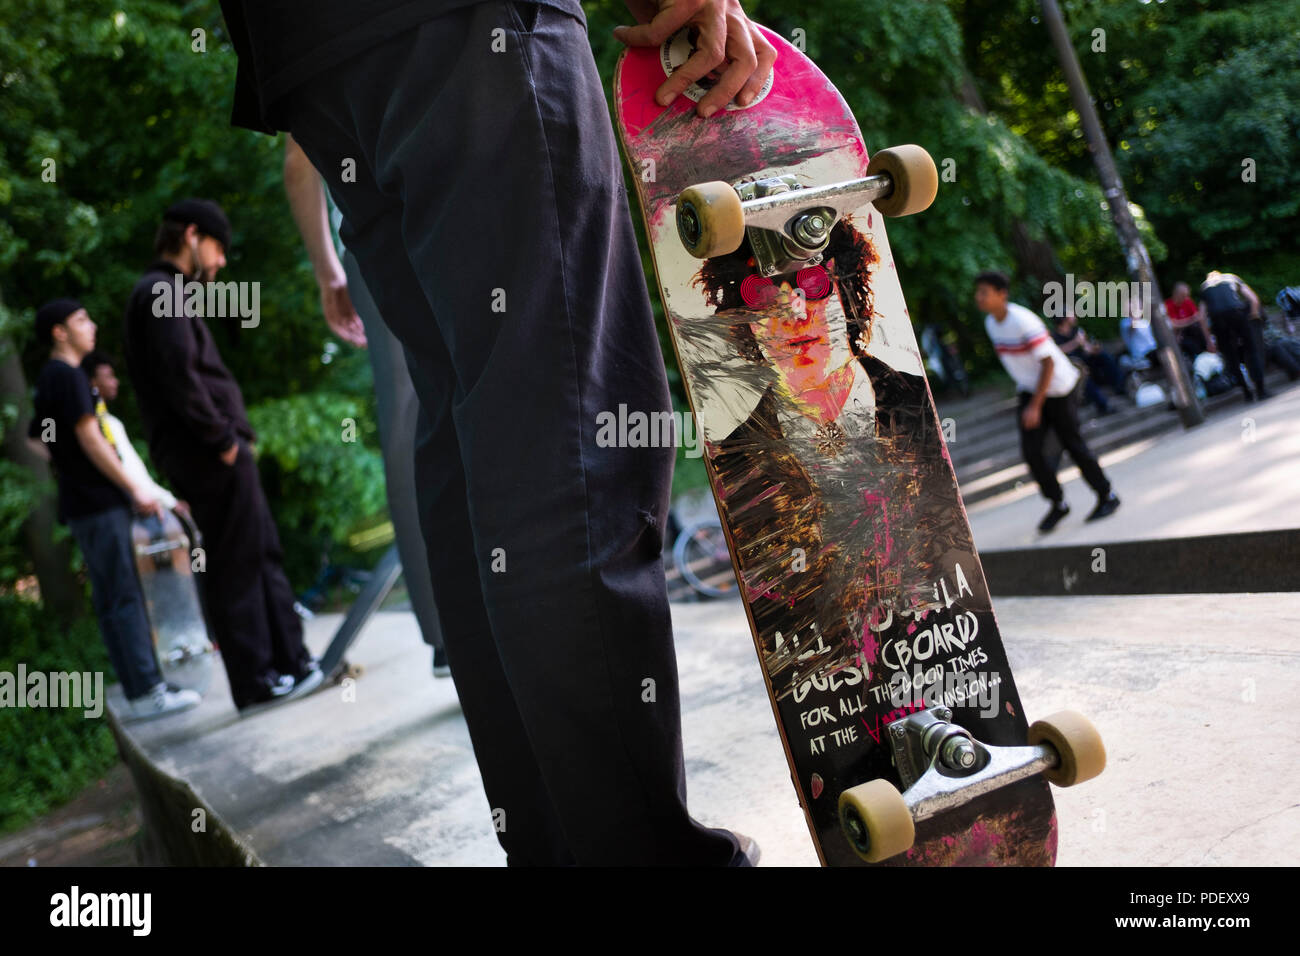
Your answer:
[0,595,117,834]
[247,391,389,590]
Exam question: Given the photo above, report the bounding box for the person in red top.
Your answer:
[1164,282,1215,361]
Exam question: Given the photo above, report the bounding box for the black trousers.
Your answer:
[162,441,310,708]
[1018,387,1111,503]
[1210,310,1267,396]
[284,2,739,865]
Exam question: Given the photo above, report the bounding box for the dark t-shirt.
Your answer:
[219,0,587,133]
[28,359,129,522]
[1050,326,1084,357]
[1200,276,1248,320]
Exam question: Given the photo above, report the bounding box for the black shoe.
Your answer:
[1037,500,1070,533]
[1086,492,1121,522]
[293,656,321,681]
[243,671,294,709]
[432,647,451,679]
[286,665,324,700]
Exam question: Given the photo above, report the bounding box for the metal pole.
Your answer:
[1039,0,1204,427]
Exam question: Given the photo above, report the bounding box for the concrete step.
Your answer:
[956,369,1295,504]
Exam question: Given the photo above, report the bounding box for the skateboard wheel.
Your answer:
[838,779,915,863]
[676,181,745,258]
[865,145,938,217]
[1028,710,1106,787]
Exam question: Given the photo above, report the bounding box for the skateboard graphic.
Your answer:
[133,509,216,695]
[614,27,1105,865]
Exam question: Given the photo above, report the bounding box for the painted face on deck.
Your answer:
[752,281,832,385]
[745,264,855,420]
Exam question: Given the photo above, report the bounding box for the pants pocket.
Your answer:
[509,1,542,35]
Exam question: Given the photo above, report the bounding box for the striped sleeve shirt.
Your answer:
[985,302,1079,397]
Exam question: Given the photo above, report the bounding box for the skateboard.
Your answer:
[316,543,402,681]
[132,509,215,695]
[614,26,1105,865]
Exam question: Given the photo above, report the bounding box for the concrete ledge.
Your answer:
[107,708,259,866]
[983,528,1300,596]
[103,593,1300,866]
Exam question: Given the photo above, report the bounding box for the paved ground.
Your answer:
[109,587,1300,867]
[968,381,1300,552]
[90,381,1300,867]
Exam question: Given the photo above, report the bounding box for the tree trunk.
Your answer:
[0,330,82,619]
[959,71,1067,306]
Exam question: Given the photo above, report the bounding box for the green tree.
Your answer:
[0,0,384,596]
[954,0,1300,298]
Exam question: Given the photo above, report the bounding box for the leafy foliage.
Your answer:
[954,0,1300,299]
[0,0,381,591]
[248,392,387,587]
[0,596,117,834]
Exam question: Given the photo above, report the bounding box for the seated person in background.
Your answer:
[1052,312,1124,415]
[81,350,188,524]
[1119,305,1159,365]
[1164,282,1214,361]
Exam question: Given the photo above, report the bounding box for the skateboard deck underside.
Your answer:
[133,514,213,694]
[615,28,1056,866]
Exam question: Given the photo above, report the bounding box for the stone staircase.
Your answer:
[938,366,1296,506]
[662,364,1296,601]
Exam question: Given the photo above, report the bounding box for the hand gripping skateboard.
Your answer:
[614,26,1105,865]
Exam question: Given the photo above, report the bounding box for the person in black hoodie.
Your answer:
[122,199,322,711]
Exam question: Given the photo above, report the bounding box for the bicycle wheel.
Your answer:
[673,520,738,599]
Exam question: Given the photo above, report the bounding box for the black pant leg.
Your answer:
[1211,314,1249,393]
[167,443,286,707]
[1018,391,1063,502]
[284,2,738,865]
[1044,391,1111,497]
[1237,315,1268,394]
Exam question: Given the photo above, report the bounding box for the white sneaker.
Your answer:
[123,683,201,722]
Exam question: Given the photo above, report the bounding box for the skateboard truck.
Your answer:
[838,706,1105,863]
[675,144,939,263]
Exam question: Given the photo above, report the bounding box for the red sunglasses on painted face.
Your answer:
[739,263,833,309]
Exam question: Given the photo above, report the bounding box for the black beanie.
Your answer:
[163,198,232,251]
[35,298,84,345]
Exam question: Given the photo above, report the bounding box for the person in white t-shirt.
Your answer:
[975,271,1120,532]
[80,351,185,518]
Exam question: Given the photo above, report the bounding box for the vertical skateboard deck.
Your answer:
[615,26,1103,865]
[133,509,215,695]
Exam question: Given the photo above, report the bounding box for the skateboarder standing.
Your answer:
[975,272,1121,533]
[215,0,771,864]
[25,300,200,720]
[122,200,323,711]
